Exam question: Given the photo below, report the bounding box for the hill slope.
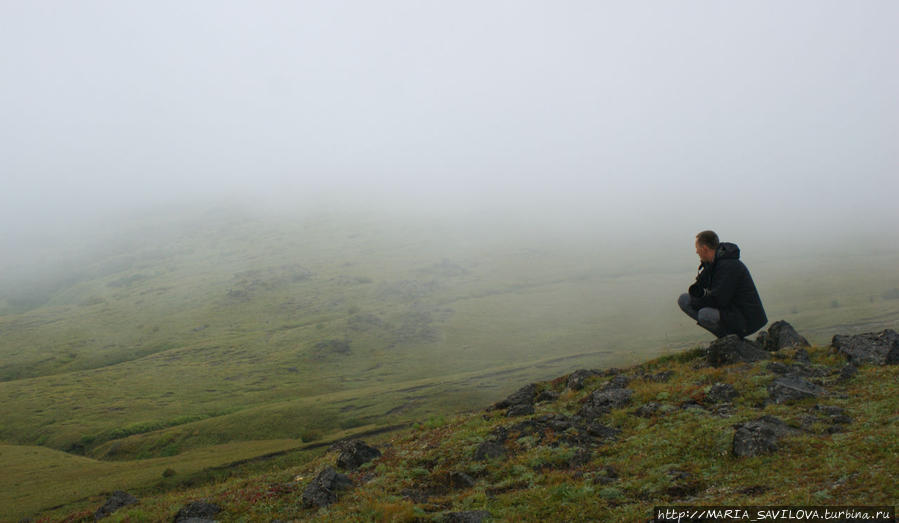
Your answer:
[35,324,898,522]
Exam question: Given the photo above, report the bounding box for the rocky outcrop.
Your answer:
[708,335,769,367]
[832,329,899,365]
[490,383,537,416]
[331,440,381,470]
[94,491,138,520]
[302,467,353,508]
[757,321,810,351]
[767,376,825,404]
[732,416,799,457]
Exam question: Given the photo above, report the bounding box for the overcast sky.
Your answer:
[2,1,897,245]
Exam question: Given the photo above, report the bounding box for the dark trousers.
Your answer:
[678,293,727,338]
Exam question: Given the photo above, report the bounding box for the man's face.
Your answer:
[695,240,716,263]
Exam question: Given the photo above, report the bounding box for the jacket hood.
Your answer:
[715,242,740,261]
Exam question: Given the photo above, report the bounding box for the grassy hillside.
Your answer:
[2,206,898,520]
[31,336,899,522]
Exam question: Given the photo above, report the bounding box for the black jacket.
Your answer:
[688,242,767,337]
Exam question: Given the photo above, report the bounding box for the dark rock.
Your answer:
[443,511,491,523]
[766,361,790,374]
[95,491,138,520]
[761,321,810,351]
[602,375,631,390]
[832,329,899,366]
[172,501,222,522]
[838,364,858,381]
[732,416,798,457]
[794,348,811,363]
[708,335,769,367]
[491,384,536,411]
[301,467,353,508]
[333,440,381,470]
[767,376,825,404]
[506,403,535,417]
[633,402,661,417]
[705,383,738,403]
[755,331,769,349]
[567,369,600,390]
[888,339,899,364]
[601,367,623,376]
[578,388,633,419]
[535,389,559,403]
[536,413,573,432]
[474,441,507,461]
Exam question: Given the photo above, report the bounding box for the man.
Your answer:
[677,230,767,338]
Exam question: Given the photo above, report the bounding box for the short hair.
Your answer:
[696,230,719,249]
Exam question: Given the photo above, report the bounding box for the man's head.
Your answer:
[695,230,719,263]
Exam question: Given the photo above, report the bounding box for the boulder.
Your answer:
[602,375,631,390]
[301,467,353,508]
[732,416,798,457]
[333,440,381,470]
[708,335,769,367]
[832,329,899,366]
[767,376,825,404]
[172,501,222,522]
[760,321,810,351]
[578,388,633,419]
[491,384,536,411]
[94,491,138,520]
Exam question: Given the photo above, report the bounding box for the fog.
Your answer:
[2,1,898,272]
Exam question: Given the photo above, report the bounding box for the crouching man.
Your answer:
[678,230,767,338]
